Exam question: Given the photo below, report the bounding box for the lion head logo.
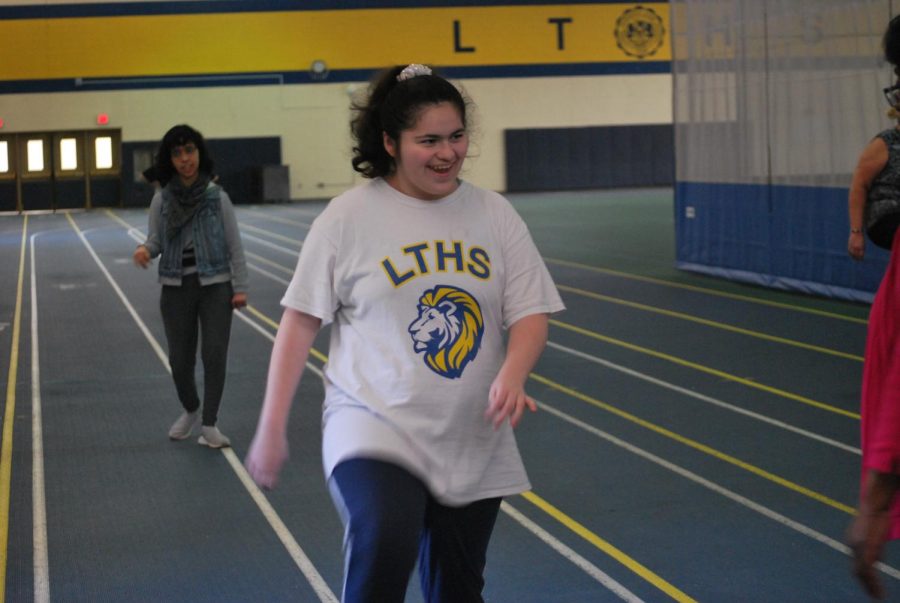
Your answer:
[408,285,484,379]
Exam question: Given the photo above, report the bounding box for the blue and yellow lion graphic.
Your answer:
[408,285,484,379]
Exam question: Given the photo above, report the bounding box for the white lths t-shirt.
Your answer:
[282,178,565,505]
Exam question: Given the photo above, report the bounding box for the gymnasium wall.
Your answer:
[0,1,672,201]
[672,0,895,301]
[505,124,674,191]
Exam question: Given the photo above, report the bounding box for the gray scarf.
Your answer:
[163,174,211,241]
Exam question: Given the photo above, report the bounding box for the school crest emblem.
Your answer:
[615,6,666,59]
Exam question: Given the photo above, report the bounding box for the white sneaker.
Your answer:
[198,425,231,448]
[168,411,200,440]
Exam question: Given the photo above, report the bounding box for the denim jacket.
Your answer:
[143,182,248,292]
[158,184,230,280]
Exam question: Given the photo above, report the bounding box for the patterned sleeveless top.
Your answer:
[867,128,900,248]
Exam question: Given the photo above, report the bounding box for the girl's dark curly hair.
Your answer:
[152,124,215,186]
[885,15,900,69]
[350,65,469,179]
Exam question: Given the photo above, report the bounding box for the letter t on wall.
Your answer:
[548,17,573,50]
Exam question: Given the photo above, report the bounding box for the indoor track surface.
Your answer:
[0,188,889,602]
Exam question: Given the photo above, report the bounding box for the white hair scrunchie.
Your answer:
[397,64,433,82]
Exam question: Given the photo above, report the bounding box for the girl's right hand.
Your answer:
[133,245,151,268]
[245,431,289,490]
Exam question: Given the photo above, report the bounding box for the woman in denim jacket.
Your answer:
[133,124,248,448]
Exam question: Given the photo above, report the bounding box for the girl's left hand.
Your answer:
[485,376,537,430]
[232,293,248,309]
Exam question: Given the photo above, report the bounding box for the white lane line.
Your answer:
[243,208,315,227]
[221,449,337,603]
[542,257,869,325]
[126,227,292,289]
[535,400,900,582]
[128,224,300,259]
[196,214,857,459]
[241,232,302,256]
[128,212,862,596]
[207,217,869,592]
[248,263,290,286]
[246,251,294,276]
[30,234,49,603]
[501,501,643,602]
[546,341,859,455]
[231,310,323,381]
[226,312,336,598]
[234,305,639,600]
[240,223,307,245]
[71,215,338,603]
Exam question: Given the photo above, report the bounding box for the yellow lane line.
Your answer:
[0,215,28,602]
[242,304,694,598]
[550,319,860,420]
[528,372,857,516]
[244,304,328,364]
[103,209,133,230]
[545,257,869,325]
[113,212,856,516]
[556,284,863,362]
[521,491,698,602]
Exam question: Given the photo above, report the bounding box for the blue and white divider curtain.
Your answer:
[672,0,896,302]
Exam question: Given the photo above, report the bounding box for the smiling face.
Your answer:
[170,141,200,186]
[383,102,468,201]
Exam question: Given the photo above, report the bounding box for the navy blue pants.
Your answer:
[329,458,502,603]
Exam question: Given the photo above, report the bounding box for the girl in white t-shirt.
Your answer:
[246,64,564,602]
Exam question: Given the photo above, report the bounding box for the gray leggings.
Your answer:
[160,273,233,426]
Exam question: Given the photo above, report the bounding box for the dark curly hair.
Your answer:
[350,65,469,179]
[152,124,215,186]
[885,15,900,70]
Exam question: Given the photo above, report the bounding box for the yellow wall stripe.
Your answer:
[0,215,28,602]
[529,371,857,515]
[521,490,697,602]
[0,4,669,80]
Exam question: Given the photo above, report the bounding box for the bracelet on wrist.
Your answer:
[850,228,862,234]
